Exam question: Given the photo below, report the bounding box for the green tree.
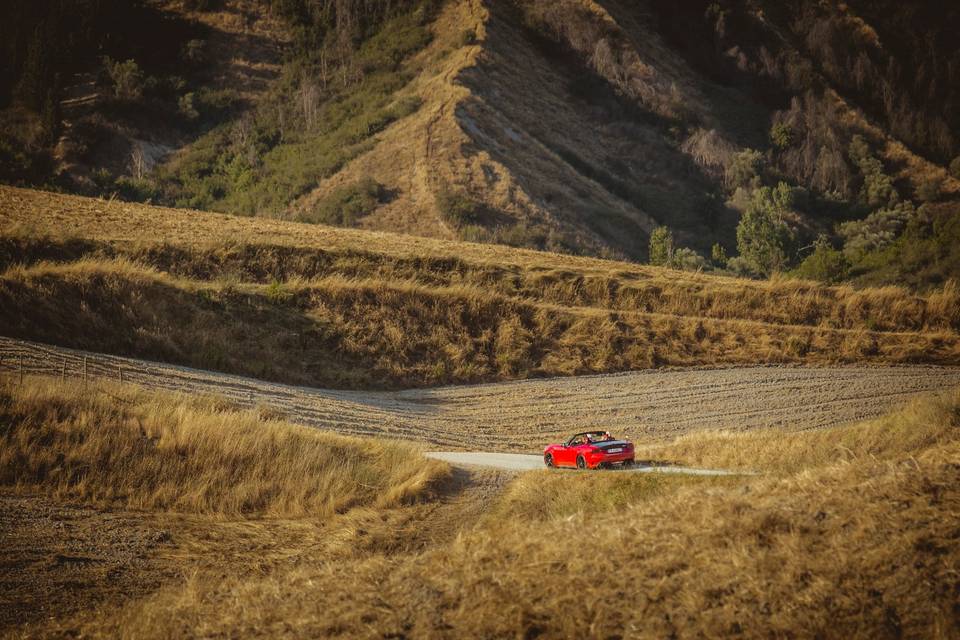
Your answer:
[711,243,728,266]
[770,122,793,149]
[726,148,764,189]
[103,57,144,101]
[848,134,897,208]
[793,235,850,284]
[735,186,793,275]
[648,226,674,266]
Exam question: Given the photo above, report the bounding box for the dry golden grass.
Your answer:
[2,256,958,389]
[1,186,959,389]
[62,388,960,639]
[2,185,958,331]
[487,469,733,523]
[0,376,449,517]
[641,388,960,474]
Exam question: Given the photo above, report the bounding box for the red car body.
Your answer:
[543,431,635,469]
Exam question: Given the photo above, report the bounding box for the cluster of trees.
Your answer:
[0,0,205,186]
[650,126,950,286]
[1,1,197,137]
[794,0,960,164]
[153,0,436,215]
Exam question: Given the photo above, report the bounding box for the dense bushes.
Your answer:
[299,178,385,226]
[156,2,434,216]
[435,187,482,227]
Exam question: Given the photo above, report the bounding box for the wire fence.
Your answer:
[0,353,130,385]
[0,341,271,412]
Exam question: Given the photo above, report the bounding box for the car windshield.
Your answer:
[587,432,614,442]
[568,432,615,445]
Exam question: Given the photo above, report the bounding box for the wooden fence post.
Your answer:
[61,358,66,384]
[19,355,23,385]
[83,357,88,385]
[118,365,123,384]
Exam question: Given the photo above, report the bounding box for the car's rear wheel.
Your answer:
[544,453,554,468]
[623,459,635,468]
[576,455,587,470]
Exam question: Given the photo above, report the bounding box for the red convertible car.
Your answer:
[543,431,635,469]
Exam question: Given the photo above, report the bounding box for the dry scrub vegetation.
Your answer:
[0,377,448,517]
[33,386,952,639]
[1,186,959,388]
[3,375,959,637]
[642,390,960,475]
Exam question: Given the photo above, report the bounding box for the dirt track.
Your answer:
[4,336,960,451]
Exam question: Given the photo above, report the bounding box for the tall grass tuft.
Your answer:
[0,377,449,518]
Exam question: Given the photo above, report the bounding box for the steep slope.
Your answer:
[296,0,739,257]
[289,0,960,268]
[3,0,959,286]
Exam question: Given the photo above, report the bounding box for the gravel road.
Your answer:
[423,452,749,475]
[4,336,960,452]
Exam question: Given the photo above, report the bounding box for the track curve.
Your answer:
[3,336,959,452]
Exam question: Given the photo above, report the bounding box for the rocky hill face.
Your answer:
[3,0,959,286]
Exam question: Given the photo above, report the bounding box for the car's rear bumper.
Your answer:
[586,451,634,468]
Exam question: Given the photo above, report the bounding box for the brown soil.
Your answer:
[0,469,512,637]
[0,493,176,633]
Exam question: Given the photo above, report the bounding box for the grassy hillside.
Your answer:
[4,0,958,288]
[2,186,959,389]
[1,376,448,517]
[8,377,955,638]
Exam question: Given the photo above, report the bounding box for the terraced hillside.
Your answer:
[2,185,958,389]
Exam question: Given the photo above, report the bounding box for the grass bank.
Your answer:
[0,377,448,517]
[2,258,958,389]
[70,388,960,639]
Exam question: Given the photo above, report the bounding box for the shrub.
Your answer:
[838,200,915,255]
[848,134,897,208]
[496,222,548,250]
[178,93,199,120]
[435,187,482,227]
[792,235,851,284]
[916,176,943,203]
[102,57,144,101]
[725,149,763,189]
[725,255,754,277]
[181,39,207,66]
[770,122,793,149]
[114,176,158,203]
[671,247,707,271]
[950,156,960,180]
[648,226,674,266]
[299,178,384,226]
[711,243,728,266]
